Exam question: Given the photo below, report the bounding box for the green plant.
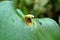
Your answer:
[0,1,60,40]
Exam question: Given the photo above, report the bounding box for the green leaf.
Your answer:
[0,1,60,40]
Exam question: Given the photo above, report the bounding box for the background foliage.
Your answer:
[18,0,60,26]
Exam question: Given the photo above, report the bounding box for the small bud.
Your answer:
[24,14,34,27]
